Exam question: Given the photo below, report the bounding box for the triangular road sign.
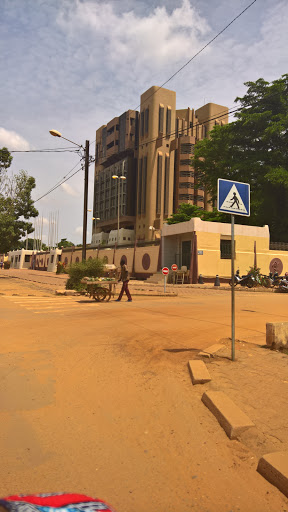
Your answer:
[220,184,248,214]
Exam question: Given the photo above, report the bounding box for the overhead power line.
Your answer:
[34,158,95,203]
[133,0,257,109]
[10,147,80,153]
[34,1,258,201]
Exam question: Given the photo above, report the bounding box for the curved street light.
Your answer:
[49,130,89,261]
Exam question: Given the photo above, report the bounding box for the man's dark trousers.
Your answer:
[118,280,132,301]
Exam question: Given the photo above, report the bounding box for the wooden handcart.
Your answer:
[81,278,118,302]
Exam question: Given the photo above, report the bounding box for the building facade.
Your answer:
[92,87,228,244]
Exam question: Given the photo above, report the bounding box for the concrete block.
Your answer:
[199,344,225,358]
[266,322,288,350]
[188,360,211,384]
[257,452,288,498]
[202,390,254,439]
[55,290,66,295]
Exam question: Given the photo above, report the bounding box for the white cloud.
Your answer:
[0,127,31,151]
[1,0,287,246]
[61,182,79,196]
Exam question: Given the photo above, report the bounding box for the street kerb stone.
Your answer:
[266,322,288,350]
[202,390,255,440]
[198,344,225,358]
[188,360,211,385]
[257,452,288,498]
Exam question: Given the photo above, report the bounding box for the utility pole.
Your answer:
[82,140,89,261]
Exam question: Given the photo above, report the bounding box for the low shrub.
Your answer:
[56,261,68,274]
[4,261,10,269]
[66,257,104,290]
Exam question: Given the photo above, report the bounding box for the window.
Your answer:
[138,158,143,214]
[128,237,130,241]
[123,237,126,240]
[156,153,162,215]
[196,195,204,201]
[164,154,169,216]
[145,108,149,134]
[179,194,194,200]
[180,159,192,166]
[166,106,171,136]
[141,156,147,214]
[51,255,54,263]
[107,141,114,149]
[179,182,194,189]
[180,143,194,154]
[141,111,145,137]
[159,105,164,133]
[220,239,233,259]
[180,170,194,177]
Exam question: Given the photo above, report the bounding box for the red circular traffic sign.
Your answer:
[171,264,178,271]
[162,267,169,276]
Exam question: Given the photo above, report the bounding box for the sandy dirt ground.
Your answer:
[0,271,288,512]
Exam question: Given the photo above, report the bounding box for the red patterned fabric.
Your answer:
[0,493,116,512]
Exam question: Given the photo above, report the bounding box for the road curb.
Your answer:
[198,344,225,358]
[202,390,255,439]
[257,452,288,498]
[188,360,211,384]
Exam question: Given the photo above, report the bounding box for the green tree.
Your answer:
[166,203,229,224]
[192,74,288,241]
[57,238,75,248]
[0,148,38,253]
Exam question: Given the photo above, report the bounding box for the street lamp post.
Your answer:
[49,130,89,261]
[92,216,100,243]
[112,173,126,245]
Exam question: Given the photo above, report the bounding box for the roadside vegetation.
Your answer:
[0,148,38,253]
[65,258,104,291]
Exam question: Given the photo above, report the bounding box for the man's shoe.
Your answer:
[127,299,132,302]
[115,299,121,302]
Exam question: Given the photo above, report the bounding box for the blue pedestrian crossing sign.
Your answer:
[217,179,250,217]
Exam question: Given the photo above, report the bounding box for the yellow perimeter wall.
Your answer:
[162,218,288,277]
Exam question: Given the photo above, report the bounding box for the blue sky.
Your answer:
[1,0,287,244]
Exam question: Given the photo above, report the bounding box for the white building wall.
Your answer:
[47,248,62,273]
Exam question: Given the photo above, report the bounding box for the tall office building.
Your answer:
[92,87,228,244]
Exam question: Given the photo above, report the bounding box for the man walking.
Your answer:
[115,259,132,302]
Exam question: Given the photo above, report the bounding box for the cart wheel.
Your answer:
[94,288,107,302]
[105,291,112,302]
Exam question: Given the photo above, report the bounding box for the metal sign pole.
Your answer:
[231,215,235,361]
[164,275,166,293]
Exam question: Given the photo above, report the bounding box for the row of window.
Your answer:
[180,170,194,177]
[178,194,204,201]
[180,143,194,154]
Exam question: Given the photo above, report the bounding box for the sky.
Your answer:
[1,0,287,245]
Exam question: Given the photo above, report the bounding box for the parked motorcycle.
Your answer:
[278,276,288,293]
[269,272,283,287]
[229,269,255,288]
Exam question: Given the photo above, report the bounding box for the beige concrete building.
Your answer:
[93,86,228,243]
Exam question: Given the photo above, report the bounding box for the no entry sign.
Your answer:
[162,267,169,275]
[171,264,178,271]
